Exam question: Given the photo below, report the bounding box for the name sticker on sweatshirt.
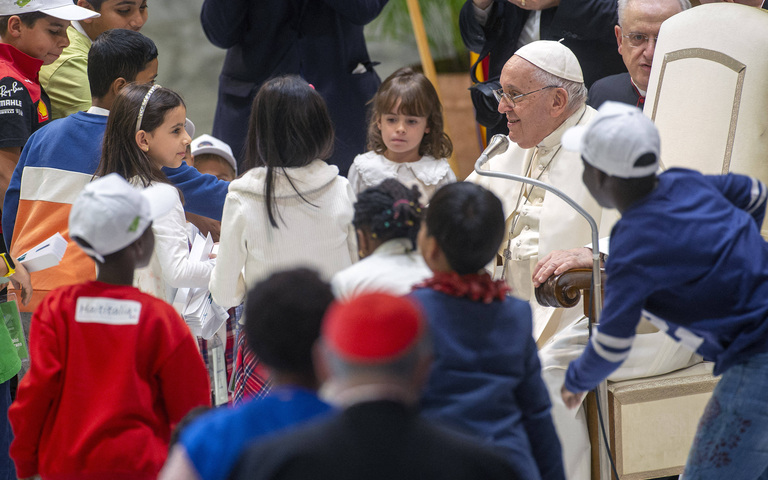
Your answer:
[75,297,142,325]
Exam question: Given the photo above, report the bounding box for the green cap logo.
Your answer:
[128,216,141,232]
[15,0,32,7]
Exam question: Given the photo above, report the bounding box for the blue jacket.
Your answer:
[412,288,564,480]
[566,169,768,393]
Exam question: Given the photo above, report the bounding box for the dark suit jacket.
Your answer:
[200,0,386,176]
[460,0,626,87]
[460,0,626,136]
[587,72,642,109]
[229,401,522,480]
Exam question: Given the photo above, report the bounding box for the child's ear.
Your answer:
[421,235,438,262]
[110,77,128,97]
[135,130,150,153]
[355,228,370,259]
[76,0,98,23]
[5,16,23,38]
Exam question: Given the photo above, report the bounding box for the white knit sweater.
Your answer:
[210,159,357,309]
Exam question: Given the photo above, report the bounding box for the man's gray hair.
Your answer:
[320,333,432,382]
[529,66,587,113]
[617,0,692,27]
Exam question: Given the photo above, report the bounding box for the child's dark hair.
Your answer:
[425,182,504,275]
[96,83,185,187]
[367,67,452,159]
[0,12,47,36]
[76,0,105,10]
[88,29,158,99]
[243,75,334,228]
[353,179,423,250]
[244,268,334,378]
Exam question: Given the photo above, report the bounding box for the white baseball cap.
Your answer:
[515,40,584,84]
[562,101,660,179]
[191,134,237,174]
[0,0,100,21]
[69,174,177,263]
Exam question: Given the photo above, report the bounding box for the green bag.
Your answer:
[1,297,28,361]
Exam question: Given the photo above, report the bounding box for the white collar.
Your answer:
[354,151,452,186]
[537,104,588,151]
[86,106,109,116]
[630,77,647,97]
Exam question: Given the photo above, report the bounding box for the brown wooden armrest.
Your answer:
[534,268,606,310]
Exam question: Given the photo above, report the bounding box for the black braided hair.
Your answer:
[352,179,424,250]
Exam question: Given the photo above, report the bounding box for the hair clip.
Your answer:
[384,222,390,228]
[406,220,414,226]
[371,233,378,238]
[393,199,410,209]
[135,84,161,134]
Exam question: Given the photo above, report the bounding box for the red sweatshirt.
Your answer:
[9,281,211,479]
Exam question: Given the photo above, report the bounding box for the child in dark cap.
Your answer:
[412,181,565,480]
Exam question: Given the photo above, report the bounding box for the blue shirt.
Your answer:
[566,168,768,393]
[180,386,332,480]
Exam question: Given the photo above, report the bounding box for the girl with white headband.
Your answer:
[95,83,214,304]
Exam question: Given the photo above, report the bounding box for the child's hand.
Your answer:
[561,384,584,410]
[9,263,33,305]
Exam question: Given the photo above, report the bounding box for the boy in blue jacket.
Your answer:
[413,182,565,480]
[561,102,768,479]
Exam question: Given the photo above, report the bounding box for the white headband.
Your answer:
[135,84,161,134]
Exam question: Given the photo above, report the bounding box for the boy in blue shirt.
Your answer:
[561,102,768,479]
[413,182,565,480]
[160,268,334,480]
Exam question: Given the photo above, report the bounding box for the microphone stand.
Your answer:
[474,153,602,323]
[474,147,615,480]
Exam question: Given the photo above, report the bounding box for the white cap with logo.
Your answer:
[191,134,237,175]
[0,0,100,21]
[69,174,177,263]
[562,101,660,179]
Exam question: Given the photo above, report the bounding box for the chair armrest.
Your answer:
[534,268,605,309]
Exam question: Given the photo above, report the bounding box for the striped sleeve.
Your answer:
[564,329,635,393]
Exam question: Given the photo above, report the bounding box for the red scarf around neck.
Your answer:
[416,271,511,304]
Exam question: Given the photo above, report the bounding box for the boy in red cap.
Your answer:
[230,292,518,480]
[8,173,211,480]
[413,182,565,480]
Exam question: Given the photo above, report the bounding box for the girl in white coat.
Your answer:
[210,75,357,402]
[96,84,213,304]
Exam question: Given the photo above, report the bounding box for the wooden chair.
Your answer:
[536,269,719,480]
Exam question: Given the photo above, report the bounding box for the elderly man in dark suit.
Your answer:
[587,0,690,109]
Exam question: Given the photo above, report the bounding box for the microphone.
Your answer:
[476,134,510,168]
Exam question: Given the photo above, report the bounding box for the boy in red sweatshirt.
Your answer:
[8,173,211,480]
